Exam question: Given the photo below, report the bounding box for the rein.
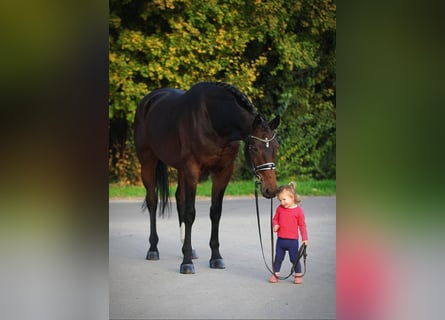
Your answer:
[254,180,308,280]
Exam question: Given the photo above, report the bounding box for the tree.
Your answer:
[109,0,336,183]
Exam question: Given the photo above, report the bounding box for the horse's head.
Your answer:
[245,114,280,198]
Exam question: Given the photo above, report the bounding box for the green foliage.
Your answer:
[109,0,336,184]
[109,135,141,185]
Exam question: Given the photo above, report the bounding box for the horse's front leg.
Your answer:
[176,172,198,259]
[209,167,234,269]
[209,193,225,269]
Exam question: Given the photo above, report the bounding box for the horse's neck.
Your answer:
[241,112,256,139]
[207,104,255,142]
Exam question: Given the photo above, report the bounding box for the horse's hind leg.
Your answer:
[141,157,159,260]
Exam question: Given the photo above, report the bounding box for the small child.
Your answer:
[269,182,308,284]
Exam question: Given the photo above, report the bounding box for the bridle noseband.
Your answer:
[248,133,277,179]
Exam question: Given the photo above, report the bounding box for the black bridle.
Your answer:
[247,133,277,180]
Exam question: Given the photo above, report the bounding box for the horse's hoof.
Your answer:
[180,263,195,274]
[146,250,159,260]
[209,258,225,269]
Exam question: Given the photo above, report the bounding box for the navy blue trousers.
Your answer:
[273,237,301,273]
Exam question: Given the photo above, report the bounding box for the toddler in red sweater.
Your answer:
[269,182,308,284]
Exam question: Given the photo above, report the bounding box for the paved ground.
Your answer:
[109,196,336,319]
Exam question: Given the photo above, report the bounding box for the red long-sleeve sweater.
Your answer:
[272,205,308,241]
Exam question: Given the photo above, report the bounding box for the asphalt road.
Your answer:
[109,196,336,319]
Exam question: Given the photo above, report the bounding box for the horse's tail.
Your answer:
[156,160,170,216]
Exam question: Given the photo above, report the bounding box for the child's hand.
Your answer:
[273,225,279,232]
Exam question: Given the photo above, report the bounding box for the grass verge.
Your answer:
[109,179,335,198]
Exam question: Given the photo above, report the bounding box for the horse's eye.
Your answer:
[250,146,258,152]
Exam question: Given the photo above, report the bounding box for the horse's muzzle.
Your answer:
[262,186,277,199]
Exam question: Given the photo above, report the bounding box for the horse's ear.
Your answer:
[269,116,280,130]
[252,114,263,129]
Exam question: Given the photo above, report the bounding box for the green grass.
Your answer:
[109,179,335,198]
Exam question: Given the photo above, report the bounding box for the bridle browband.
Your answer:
[248,133,277,178]
[249,132,276,148]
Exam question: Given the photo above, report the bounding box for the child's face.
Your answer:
[278,190,295,208]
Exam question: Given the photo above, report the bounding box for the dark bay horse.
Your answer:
[134,82,280,274]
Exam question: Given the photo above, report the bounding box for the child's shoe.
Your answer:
[294,274,303,284]
[269,273,278,283]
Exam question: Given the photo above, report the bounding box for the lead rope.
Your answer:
[254,180,275,275]
[254,181,307,280]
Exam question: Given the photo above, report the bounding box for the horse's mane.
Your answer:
[199,82,258,115]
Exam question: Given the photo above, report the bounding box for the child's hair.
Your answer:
[276,181,301,204]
